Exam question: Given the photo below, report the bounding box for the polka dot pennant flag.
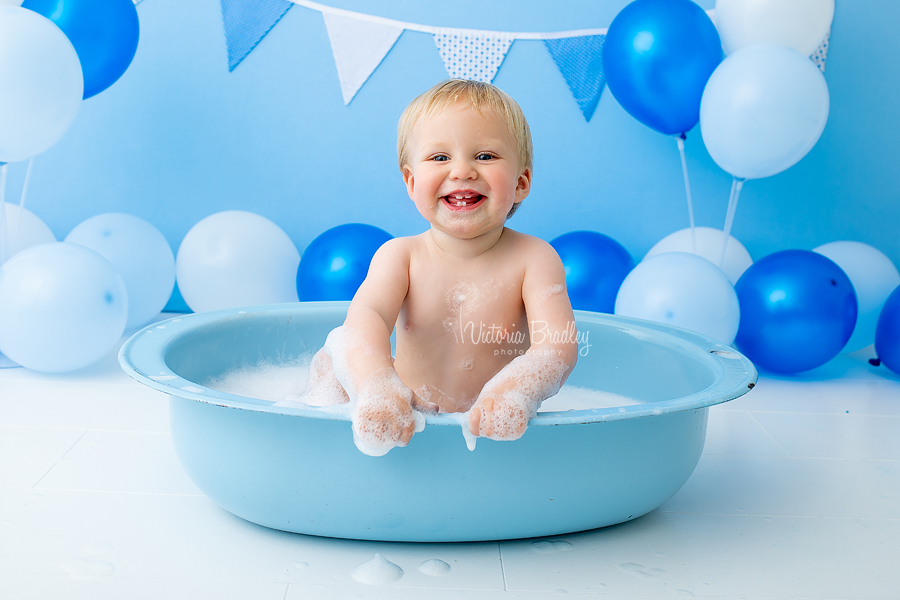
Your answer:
[811,31,830,73]
[543,34,606,122]
[432,31,515,83]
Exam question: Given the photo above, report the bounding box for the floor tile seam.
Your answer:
[284,582,509,592]
[29,430,89,489]
[0,376,140,388]
[21,486,206,498]
[746,412,791,456]
[498,542,508,591]
[0,424,170,435]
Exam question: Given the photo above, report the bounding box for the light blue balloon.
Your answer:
[0,6,83,163]
[700,44,829,180]
[814,241,900,353]
[66,213,175,329]
[615,252,740,345]
[0,242,127,372]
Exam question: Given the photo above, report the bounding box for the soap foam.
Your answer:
[203,354,643,454]
[352,368,425,457]
[351,553,403,586]
[204,357,311,403]
[469,351,570,441]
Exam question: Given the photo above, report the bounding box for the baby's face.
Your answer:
[402,103,530,242]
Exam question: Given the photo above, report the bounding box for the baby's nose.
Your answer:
[450,161,478,180]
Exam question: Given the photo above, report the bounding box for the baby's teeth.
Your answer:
[456,201,466,206]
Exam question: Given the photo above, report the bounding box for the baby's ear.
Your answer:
[402,165,415,198]
[516,168,532,201]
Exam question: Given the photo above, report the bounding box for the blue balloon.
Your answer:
[603,0,721,136]
[875,286,900,375]
[297,224,393,301]
[22,0,139,100]
[734,250,857,374]
[550,231,634,313]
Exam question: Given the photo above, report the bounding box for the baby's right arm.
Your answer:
[327,239,436,455]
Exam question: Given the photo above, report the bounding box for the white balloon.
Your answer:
[2,201,56,257]
[176,211,300,313]
[615,252,740,345]
[0,7,83,163]
[700,45,829,180]
[715,0,835,57]
[0,1,24,6]
[813,241,900,353]
[66,213,175,330]
[644,227,752,284]
[0,242,127,373]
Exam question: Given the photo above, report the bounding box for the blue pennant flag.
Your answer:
[220,0,293,71]
[543,35,606,122]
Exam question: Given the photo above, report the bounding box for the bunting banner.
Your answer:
[212,0,833,120]
[322,11,403,103]
[433,31,515,83]
[544,34,607,121]
[220,0,294,72]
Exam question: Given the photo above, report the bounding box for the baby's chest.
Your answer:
[401,268,528,339]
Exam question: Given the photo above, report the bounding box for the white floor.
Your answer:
[1,316,898,600]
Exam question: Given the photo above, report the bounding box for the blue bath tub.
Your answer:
[119,302,756,542]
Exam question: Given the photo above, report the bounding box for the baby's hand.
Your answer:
[303,348,350,406]
[468,352,570,441]
[351,369,424,456]
[468,384,533,441]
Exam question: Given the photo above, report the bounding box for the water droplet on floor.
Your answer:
[620,562,644,573]
[554,589,568,594]
[83,543,113,556]
[675,590,696,597]
[418,558,450,576]
[60,558,115,580]
[532,540,573,553]
[294,561,309,569]
[620,563,665,579]
[351,553,403,586]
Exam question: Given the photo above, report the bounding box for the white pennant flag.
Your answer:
[433,30,514,83]
[322,12,403,104]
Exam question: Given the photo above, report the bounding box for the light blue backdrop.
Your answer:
[2,0,896,312]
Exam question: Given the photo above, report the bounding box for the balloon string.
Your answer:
[676,135,696,253]
[720,176,744,268]
[0,163,8,265]
[12,158,34,249]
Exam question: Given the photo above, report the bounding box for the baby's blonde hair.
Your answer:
[397,79,534,178]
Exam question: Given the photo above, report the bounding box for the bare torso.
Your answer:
[394,230,533,412]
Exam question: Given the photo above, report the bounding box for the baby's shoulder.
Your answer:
[501,229,560,260]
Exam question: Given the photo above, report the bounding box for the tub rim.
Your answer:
[118,301,757,426]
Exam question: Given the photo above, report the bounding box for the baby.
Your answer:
[304,79,579,455]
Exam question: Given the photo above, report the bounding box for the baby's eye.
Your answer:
[476,153,496,161]
[429,154,449,162]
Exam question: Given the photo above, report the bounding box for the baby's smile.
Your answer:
[442,189,485,211]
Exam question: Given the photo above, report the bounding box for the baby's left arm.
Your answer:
[468,241,578,439]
